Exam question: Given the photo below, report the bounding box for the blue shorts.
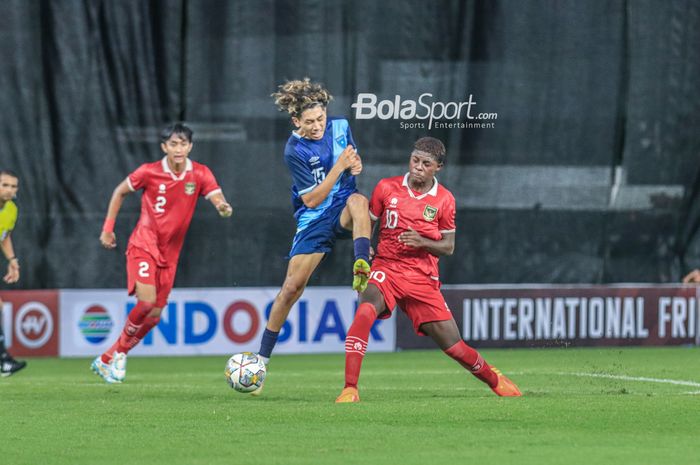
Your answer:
[289,193,353,257]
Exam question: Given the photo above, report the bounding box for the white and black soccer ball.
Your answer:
[225,352,266,393]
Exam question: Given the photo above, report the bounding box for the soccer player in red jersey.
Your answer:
[91,123,232,384]
[336,137,522,402]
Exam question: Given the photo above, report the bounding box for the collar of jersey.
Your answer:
[402,173,438,199]
[161,157,193,181]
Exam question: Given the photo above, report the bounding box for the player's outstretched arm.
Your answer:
[398,229,455,257]
[1,234,19,284]
[100,179,132,249]
[208,192,233,218]
[682,269,700,283]
[301,145,359,209]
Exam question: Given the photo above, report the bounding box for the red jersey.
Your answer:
[126,157,221,266]
[369,174,456,280]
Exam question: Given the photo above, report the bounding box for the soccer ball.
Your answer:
[225,352,266,393]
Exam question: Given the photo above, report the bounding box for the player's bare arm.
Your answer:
[1,234,19,284]
[398,228,455,256]
[100,179,133,249]
[208,192,233,217]
[301,145,359,208]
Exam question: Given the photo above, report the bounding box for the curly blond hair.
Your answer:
[271,78,333,117]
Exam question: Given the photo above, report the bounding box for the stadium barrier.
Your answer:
[1,285,698,357]
[398,285,700,349]
[1,287,395,357]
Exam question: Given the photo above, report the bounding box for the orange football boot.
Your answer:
[335,386,360,403]
[490,367,522,397]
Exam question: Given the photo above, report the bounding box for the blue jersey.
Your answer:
[284,117,358,230]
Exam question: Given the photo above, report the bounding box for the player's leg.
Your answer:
[110,265,175,382]
[257,252,325,364]
[130,264,175,342]
[420,319,521,397]
[0,298,26,377]
[339,193,371,292]
[93,253,157,383]
[101,281,156,365]
[336,283,388,403]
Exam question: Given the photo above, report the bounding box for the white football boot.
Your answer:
[91,356,118,384]
[111,352,127,383]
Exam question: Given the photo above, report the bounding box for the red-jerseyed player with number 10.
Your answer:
[336,137,521,402]
[91,123,233,384]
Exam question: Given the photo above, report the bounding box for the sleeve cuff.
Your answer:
[298,185,316,196]
[204,188,223,200]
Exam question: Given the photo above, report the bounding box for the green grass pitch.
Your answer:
[2,347,698,465]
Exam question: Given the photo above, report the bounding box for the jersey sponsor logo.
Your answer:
[423,205,438,221]
[185,182,196,195]
[390,197,398,206]
[158,184,166,193]
[78,305,113,344]
[309,156,320,165]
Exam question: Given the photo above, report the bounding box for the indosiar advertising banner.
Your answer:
[396,285,700,349]
[59,287,395,357]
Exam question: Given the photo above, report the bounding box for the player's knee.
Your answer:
[361,285,383,308]
[347,193,369,213]
[149,307,164,317]
[280,279,306,302]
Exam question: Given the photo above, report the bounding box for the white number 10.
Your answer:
[385,210,398,229]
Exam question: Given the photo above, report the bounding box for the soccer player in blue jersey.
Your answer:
[253,78,371,394]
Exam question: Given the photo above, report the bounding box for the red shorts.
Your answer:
[368,264,453,335]
[126,248,177,308]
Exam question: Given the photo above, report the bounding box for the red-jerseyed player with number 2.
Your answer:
[91,123,233,384]
[336,137,521,402]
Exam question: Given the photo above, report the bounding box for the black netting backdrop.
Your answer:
[2,0,700,289]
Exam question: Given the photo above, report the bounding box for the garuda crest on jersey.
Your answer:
[423,205,438,221]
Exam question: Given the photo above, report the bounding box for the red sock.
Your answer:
[444,340,498,388]
[344,303,377,388]
[101,301,154,364]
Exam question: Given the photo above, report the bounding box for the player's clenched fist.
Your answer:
[100,231,117,249]
[336,145,358,170]
[217,202,233,217]
[349,153,363,176]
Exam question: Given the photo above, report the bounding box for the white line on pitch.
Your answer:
[557,372,700,387]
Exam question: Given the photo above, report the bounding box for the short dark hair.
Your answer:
[160,123,193,143]
[0,170,19,179]
[413,137,446,164]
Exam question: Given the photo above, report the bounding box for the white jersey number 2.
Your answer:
[154,196,167,213]
[138,261,150,278]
